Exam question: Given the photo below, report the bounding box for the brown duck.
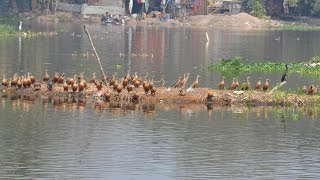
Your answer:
[229,78,239,90]
[241,76,251,91]
[90,72,96,83]
[218,76,225,90]
[263,79,269,92]
[150,86,156,96]
[172,76,182,88]
[43,69,49,82]
[2,74,9,88]
[52,72,59,83]
[254,78,262,91]
[11,73,18,87]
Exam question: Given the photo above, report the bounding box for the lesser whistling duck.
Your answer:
[127,84,133,93]
[122,77,128,88]
[29,72,35,84]
[241,76,251,91]
[191,75,200,88]
[95,80,103,90]
[17,77,22,88]
[2,74,9,88]
[78,80,85,92]
[58,73,65,84]
[132,92,141,102]
[263,79,269,91]
[143,79,151,94]
[172,76,182,88]
[150,86,156,96]
[109,73,117,86]
[254,78,262,91]
[207,91,214,100]
[53,72,59,83]
[218,76,225,90]
[63,80,69,92]
[302,85,308,94]
[90,72,96,83]
[11,73,18,87]
[308,85,318,95]
[26,73,32,87]
[116,84,123,94]
[22,76,28,88]
[229,78,238,90]
[159,74,165,87]
[113,80,119,92]
[43,69,49,82]
[179,73,190,88]
[72,80,78,92]
[133,78,140,88]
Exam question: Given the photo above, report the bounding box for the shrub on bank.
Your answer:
[0,24,15,34]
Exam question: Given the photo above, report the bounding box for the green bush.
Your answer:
[57,12,73,22]
[242,0,265,18]
[0,24,16,34]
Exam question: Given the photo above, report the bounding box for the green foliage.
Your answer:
[56,12,73,22]
[241,0,265,18]
[0,15,20,26]
[0,24,16,34]
[311,0,320,17]
[209,56,320,77]
[279,24,320,31]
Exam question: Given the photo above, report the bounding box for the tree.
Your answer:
[241,0,265,18]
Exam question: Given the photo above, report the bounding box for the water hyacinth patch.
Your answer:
[209,56,320,77]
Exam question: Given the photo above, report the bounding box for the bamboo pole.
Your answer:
[268,81,287,94]
[83,25,107,85]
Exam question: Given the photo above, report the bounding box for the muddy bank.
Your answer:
[1,82,319,107]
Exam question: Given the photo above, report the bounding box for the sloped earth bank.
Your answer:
[125,13,282,29]
[1,83,319,107]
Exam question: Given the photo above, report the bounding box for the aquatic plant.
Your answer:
[278,24,320,31]
[57,12,73,22]
[209,56,320,77]
[0,24,16,34]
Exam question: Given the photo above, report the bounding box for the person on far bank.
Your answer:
[283,0,289,14]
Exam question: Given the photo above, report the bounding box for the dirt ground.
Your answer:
[125,12,282,29]
[29,11,320,30]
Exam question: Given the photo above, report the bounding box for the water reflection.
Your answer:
[3,95,319,122]
[1,97,320,178]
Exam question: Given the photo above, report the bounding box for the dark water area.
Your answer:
[1,22,320,179]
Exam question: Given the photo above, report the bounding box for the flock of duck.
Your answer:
[1,64,318,104]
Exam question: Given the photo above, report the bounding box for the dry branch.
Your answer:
[83,25,107,85]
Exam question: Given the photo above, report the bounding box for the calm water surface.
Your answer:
[1,22,320,179]
[0,98,320,179]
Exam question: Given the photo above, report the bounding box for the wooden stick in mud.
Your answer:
[268,81,287,94]
[83,25,107,85]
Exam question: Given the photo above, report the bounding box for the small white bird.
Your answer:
[19,21,22,32]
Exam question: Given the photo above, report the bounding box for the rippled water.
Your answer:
[0,98,320,179]
[1,22,320,179]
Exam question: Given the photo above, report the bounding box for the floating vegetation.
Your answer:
[279,24,320,31]
[209,56,320,77]
[0,24,16,34]
[56,12,73,22]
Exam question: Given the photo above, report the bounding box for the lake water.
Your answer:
[1,22,320,179]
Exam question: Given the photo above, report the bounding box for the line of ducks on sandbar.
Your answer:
[1,69,318,98]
